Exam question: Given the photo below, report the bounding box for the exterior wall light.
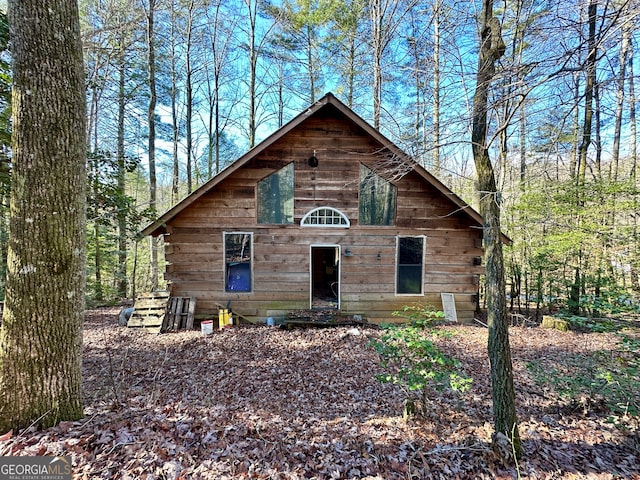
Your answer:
[308,150,318,167]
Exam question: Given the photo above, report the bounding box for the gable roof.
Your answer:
[140,92,488,238]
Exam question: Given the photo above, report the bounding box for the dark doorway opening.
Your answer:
[311,246,339,309]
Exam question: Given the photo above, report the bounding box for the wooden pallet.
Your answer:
[128,291,170,331]
[162,297,196,332]
[128,292,196,333]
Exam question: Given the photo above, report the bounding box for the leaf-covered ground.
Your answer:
[1,307,639,479]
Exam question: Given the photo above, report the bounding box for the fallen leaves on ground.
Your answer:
[1,307,638,479]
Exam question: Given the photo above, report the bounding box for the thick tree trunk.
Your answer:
[471,0,521,459]
[1,0,86,431]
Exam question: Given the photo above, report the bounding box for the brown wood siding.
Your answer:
[162,108,483,324]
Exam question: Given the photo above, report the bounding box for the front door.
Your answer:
[310,245,340,309]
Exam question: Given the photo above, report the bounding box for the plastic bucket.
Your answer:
[201,320,213,335]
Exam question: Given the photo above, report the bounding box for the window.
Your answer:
[359,164,396,225]
[257,163,294,224]
[301,207,350,227]
[224,232,252,292]
[397,236,424,295]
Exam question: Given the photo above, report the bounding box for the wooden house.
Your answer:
[140,93,487,324]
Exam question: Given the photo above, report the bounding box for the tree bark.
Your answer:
[116,33,128,299]
[629,36,639,291]
[576,0,597,189]
[185,0,194,193]
[245,0,258,148]
[146,0,158,291]
[471,0,521,459]
[170,0,180,203]
[432,0,441,172]
[1,0,86,431]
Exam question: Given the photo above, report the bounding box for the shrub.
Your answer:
[370,304,471,418]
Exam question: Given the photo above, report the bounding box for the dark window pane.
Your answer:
[397,266,423,294]
[359,164,396,225]
[398,237,423,264]
[397,237,423,294]
[257,163,294,224]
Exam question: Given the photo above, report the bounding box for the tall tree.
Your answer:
[170,0,181,202]
[471,0,521,458]
[116,28,129,298]
[328,0,367,108]
[244,0,260,148]
[184,0,196,193]
[368,0,416,129]
[431,0,441,172]
[0,0,86,430]
[144,0,159,290]
[201,0,241,176]
[569,0,597,315]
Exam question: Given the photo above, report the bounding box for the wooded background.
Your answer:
[0,0,637,317]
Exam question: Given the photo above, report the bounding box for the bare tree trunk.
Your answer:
[307,24,315,104]
[370,0,383,129]
[432,0,441,172]
[116,36,128,299]
[629,35,639,291]
[170,0,180,203]
[146,0,158,291]
[570,0,598,315]
[577,0,597,188]
[347,38,356,108]
[88,84,104,301]
[245,0,258,148]
[610,13,629,183]
[471,0,521,459]
[594,82,602,179]
[519,101,526,188]
[569,71,580,180]
[630,41,637,185]
[185,0,194,193]
[0,0,86,431]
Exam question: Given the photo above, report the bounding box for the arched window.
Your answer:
[301,207,350,228]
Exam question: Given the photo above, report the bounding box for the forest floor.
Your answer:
[1,307,639,479]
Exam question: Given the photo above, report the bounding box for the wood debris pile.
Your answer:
[283,310,369,328]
